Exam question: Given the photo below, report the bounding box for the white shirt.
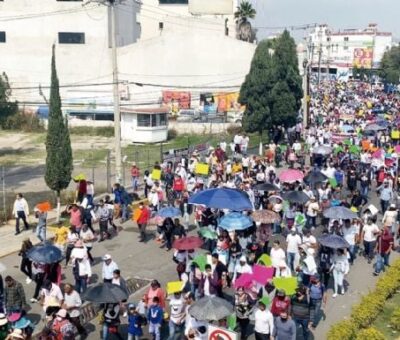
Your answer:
[286,234,302,254]
[64,290,82,318]
[169,296,186,324]
[363,223,380,242]
[270,247,286,268]
[254,309,274,334]
[102,261,119,280]
[80,229,95,248]
[41,283,64,311]
[302,235,317,249]
[306,202,319,217]
[343,226,358,246]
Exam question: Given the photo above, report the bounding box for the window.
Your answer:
[137,114,151,127]
[159,113,166,126]
[58,32,85,44]
[159,0,188,4]
[0,31,5,43]
[326,37,331,42]
[344,37,349,41]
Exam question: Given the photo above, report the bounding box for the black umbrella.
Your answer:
[189,296,234,321]
[323,206,357,220]
[254,183,280,192]
[304,170,328,186]
[282,191,310,204]
[26,243,63,264]
[319,234,350,249]
[82,283,129,304]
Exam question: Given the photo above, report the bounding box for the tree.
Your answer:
[234,0,257,42]
[0,72,18,126]
[379,45,400,84]
[239,31,302,153]
[45,45,73,221]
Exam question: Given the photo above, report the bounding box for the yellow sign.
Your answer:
[166,281,184,295]
[195,163,209,176]
[152,169,161,180]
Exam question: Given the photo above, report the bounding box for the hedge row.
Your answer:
[327,258,400,339]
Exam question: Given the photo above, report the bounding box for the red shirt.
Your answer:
[137,207,150,224]
[270,296,291,316]
[377,229,394,254]
[173,178,184,192]
[131,166,140,177]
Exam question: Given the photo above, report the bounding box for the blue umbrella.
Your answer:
[218,212,253,231]
[319,234,350,249]
[158,207,181,218]
[26,243,63,264]
[189,188,253,211]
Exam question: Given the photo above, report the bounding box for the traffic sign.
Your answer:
[208,325,238,340]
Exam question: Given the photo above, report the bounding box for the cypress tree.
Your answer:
[45,45,73,219]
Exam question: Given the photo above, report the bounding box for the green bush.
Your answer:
[2,112,44,132]
[351,292,386,328]
[390,307,400,331]
[69,126,114,137]
[355,327,385,340]
[327,320,356,340]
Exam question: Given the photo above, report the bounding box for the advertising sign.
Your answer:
[353,48,373,69]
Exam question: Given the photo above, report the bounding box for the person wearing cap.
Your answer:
[12,193,30,235]
[51,308,76,340]
[127,303,143,340]
[102,254,118,283]
[0,313,9,340]
[4,276,26,314]
[382,203,398,235]
[232,255,252,283]
[62,283,86,336]
[254,300,274,340]
[307,274,327,329]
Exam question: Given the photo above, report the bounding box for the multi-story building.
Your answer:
[303,24,392,80]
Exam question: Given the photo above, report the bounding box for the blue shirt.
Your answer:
[128,314,143,336]
[147,305,163,325]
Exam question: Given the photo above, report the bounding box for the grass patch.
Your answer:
[373,292,400,339]
[69,126,114,138]
[73,149,109,166]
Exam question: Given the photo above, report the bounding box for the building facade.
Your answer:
[304,24,392,80]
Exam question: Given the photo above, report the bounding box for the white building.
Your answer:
[303,24,392,80]
[0,0,246,110]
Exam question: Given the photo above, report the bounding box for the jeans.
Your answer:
[374,253,390,274]
[332,269,344,294]
[380,199,390,214]
[15,211,29,233]
[20,258,32,279]
[287,252,296,272]
[138,223,147,241]
[348,245,356,264]
[33,272,45,299]
[294,318,310,340]
[132,176,139,191]
[364,240,376,260]
[361,186,369,197]
[306,215,316,228]
[168,320,184,340]
[310,299,322,327]
[254,332,270,340]
[128,335,140,340]
[36,224,46,242]
[237,317,250,339]
[75,276,88,294]
[149,322,161,340]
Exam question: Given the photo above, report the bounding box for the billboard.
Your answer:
[353,48,373,69]
[189,0,233,15]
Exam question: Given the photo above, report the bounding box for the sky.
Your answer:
[250,0,400,42]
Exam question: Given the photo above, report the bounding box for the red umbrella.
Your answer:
[279,169,304,183]
[173,236,203,250]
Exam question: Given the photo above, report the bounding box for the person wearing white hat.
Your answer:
[232,255,252,283]
[102,254,119,283]
[51,308,76,339]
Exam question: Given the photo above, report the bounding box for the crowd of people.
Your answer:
[0,79,399,339]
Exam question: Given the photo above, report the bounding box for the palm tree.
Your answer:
[234,1,256,42]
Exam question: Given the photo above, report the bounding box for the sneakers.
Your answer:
[332,293,338,298]
[30,298,38,303]
[123,312,127,318]
[26,277,32,285]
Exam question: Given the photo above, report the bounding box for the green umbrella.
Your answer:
[343,139,352,146]
[334,146,344,154]
[198,228,218,240]
[192,255,207,272]
[227,314,237,330]
[349,145,361,154]
[259,296,271,307]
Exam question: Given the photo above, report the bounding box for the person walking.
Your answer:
[12,193,30,235]
[291,286,311,340]
[102,254,118,283]
[131,162,140,192]
[18,238,33,285]
[330,249,349,297]
[4,276,26,313]
[272,311,296,340]
[34,207,47,242]
[362,218,380,264]
[96,199,111,242]
[376,180,393,214]
[308,274,327,329]
[30,262,45,303]
[168,291,186,340]
[147,297,163,340]
[373,224,394,276]
[135,202,150,243]
[254,300,274,340]
[62,283,87,337]
[234,287,253,340]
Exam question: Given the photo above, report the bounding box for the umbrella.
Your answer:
[173,236,203,250]
[189,296,234,321]
[254,183,280,192]
[198,228,218,240]
[35,201,52,212]
[304,170,328,186]
[323,206,357,220]
[319,234,350,249]
[252,210,281,224]
[218,212,253,231]
[26,243,63,264]
[364,123,386,132]
[82,283,128,303]
[158,207,181,218]
[312,145,333,155]
[279,169,304,183]
[282,191,310,204]
[188,188,253,211]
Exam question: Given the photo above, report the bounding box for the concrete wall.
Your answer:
[169,120,239,134]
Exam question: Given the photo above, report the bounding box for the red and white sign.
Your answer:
[208,325,238,340]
